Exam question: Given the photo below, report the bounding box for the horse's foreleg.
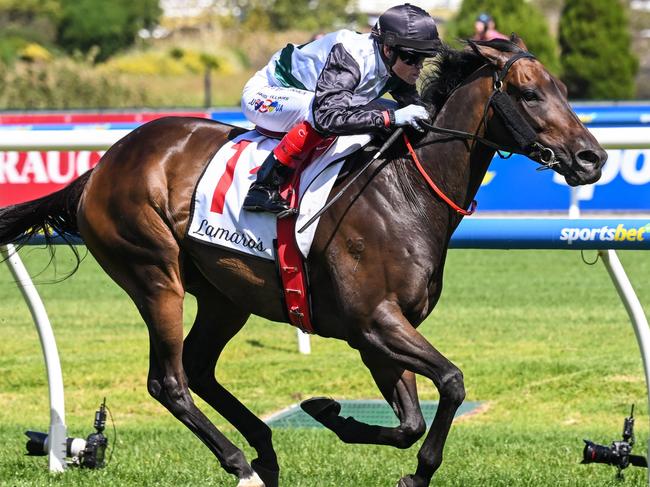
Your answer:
[361,301,465,487]
[183,290,279,487]
[301,350,425,449]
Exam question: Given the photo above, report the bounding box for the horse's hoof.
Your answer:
[396,475,416,487]
[251,458,279,487]
[300,397,341,421]
[236,471,265,487]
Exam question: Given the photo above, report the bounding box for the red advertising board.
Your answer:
[0,150,104,206]
[0,110,209,206]
[0,110,208,125]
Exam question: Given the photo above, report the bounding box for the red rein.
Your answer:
[403,133,477,216]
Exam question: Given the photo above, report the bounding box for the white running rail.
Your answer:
[0,244,67,472]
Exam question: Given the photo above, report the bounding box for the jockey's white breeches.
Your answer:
[241,71,315,133]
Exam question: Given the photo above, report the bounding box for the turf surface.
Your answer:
[0,247,648,485]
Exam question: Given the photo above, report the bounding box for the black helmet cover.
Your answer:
[371,3,441,56]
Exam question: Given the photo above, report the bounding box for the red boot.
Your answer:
[243,121,324,215]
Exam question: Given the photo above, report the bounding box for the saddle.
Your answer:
[187,129,373,332]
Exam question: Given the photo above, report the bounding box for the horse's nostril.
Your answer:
[577,149,606,166]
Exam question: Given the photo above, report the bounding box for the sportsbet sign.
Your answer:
[450,218,650,250]
[560,222,650,245]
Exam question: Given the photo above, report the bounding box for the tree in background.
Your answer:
[56,0,161,62]
[445,0,560,74]
[224,0,363,32]
[0,0,61,62]
[0,0,60,30]
[559,0,638,100]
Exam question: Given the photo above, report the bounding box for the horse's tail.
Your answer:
[0,170,92,267]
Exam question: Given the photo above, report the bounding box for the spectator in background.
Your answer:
[473,13,509,42]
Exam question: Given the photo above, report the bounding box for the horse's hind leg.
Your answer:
[140,288,264,485]
[302,350,426,449]
[82,235,260,486]
[183,286,279,487]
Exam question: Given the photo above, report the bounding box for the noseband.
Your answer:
[422,50,560,170]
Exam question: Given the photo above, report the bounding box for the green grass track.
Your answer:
[0,247,648,486]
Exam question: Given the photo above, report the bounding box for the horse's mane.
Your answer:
[420,37,525,111]
[390,37,526,219]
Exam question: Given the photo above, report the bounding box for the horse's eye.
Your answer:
[522,90,540,103]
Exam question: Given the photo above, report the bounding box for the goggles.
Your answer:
[397,50,426,66]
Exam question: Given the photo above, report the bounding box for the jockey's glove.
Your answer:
[394,104,430,132]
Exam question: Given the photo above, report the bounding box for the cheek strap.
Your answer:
[490,90,538,151]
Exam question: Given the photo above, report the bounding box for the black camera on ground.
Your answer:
[25,399,108,469]
[581,405,647,478]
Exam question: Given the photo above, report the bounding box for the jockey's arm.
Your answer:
[312,44,393,136]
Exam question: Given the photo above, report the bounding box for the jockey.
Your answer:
[241,3,442,215]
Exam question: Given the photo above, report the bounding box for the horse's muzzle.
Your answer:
[570,146,608,186]
[576,147,608,170]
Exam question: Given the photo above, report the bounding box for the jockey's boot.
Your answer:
[242,153,293,213]
[243,121,325,215]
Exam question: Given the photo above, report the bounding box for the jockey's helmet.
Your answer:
[371,3,441,57]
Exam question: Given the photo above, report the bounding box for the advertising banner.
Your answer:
[0,150,103,206]
[1,107,649,211]
[3,148,647,211]
[476,149,650,212]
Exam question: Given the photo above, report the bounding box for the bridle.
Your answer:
[420,49,560,171]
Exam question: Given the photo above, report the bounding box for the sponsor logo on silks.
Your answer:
[249,98,284,114]
[560,223,650,245]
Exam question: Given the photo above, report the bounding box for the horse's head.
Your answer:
[466,37,607,186]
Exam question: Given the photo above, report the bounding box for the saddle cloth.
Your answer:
[187,130,372,260]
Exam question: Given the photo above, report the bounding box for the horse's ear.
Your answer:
[509,34,528,51]
[468,42,510,68]
[467,39,482,58]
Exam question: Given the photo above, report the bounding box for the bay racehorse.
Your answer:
[0,38,606,487]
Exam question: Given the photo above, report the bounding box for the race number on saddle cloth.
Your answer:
[187,130,372,330]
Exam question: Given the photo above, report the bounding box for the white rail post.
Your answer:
[568,187,580,219]
[297,329,311,354]
[1,244,67,472]
[599,249,650,486]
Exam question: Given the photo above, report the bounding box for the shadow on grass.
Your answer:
[246,339,294,353]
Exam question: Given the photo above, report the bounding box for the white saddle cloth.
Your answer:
[187,130,372,260]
